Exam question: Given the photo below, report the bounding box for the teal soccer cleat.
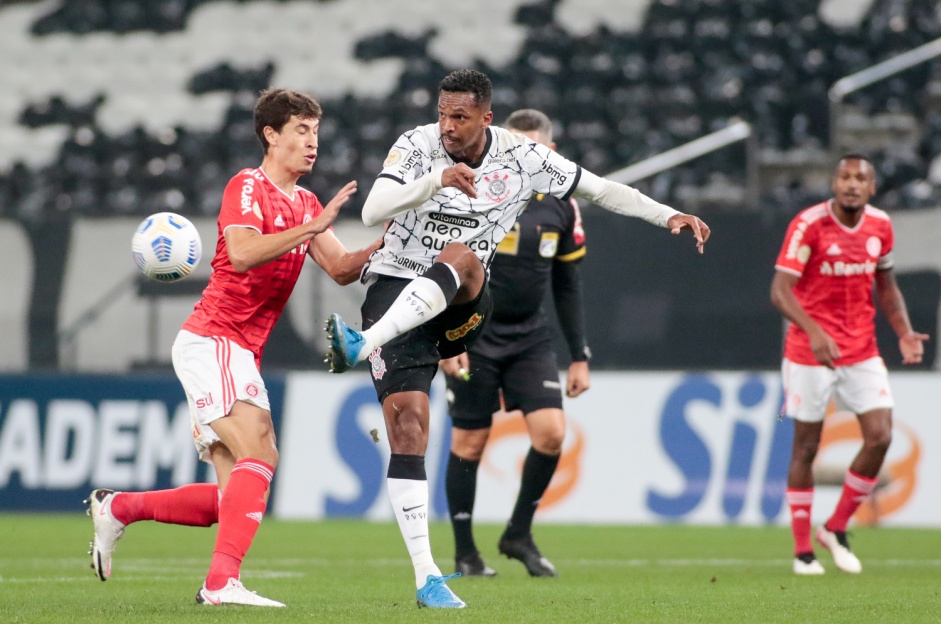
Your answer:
[324,313,365,373]
[416,573,466,609]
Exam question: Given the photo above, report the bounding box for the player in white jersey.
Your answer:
[324,69,710,609]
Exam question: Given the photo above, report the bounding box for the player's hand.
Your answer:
[809,329,841,369]
[440,352,471,380]
[667,213,711,254]
[566,361,591,398]
[313,180,357,235]
[441,164,478,199]
[899,330,930,365]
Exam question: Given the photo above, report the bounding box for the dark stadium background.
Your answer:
[0,0,938,373]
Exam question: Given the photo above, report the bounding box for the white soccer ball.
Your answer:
[131,212,202,282]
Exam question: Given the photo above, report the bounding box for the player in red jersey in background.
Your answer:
[84,88,380,606]
[771,153,929,576]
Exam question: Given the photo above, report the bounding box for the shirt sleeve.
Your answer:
[552,259,590,362]
[877,219,895,271]
[522,140,582,202]
[555,198,587,262]
[774,214,815,277]
[572,169,679,227]
[376,130,432,184]
[219,170,265,235]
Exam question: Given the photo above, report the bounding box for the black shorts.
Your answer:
[361,275,492,403]
[446,338,563,430]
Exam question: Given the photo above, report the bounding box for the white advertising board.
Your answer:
[274,371,941,527]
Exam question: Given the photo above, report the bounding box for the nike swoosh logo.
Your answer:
[410,292,431,308]
[403,504,425,512]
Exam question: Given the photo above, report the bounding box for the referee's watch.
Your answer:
[573,345,592,362]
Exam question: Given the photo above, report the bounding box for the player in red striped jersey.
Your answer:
[771,153,929,576]
[84,88,380,606]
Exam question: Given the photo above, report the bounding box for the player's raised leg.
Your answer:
[326,244,483,373]
[85,483,220,581]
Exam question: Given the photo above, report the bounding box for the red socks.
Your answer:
[825,470,878,533]
[786,487,814,555]
[110,483,219,527]
[205,459,274,591]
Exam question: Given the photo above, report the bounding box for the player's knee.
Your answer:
[864,428,892,456]
[451,428,489,459]
[791,438,820,465]
[534,430,564,455]
[437,244,483,279]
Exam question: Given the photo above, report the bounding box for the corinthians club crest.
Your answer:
[484,172,511,202]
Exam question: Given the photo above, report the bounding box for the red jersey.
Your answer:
[182,167,324,368]
[774,200,895,366]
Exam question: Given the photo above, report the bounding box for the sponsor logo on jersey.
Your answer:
[274,214,285,227]
[539,232,559,258]
[195,393,214,409]
[369,348,386,380]
[402,149,423,171]
[484,172,511,201]
[826,243,841,256]
[785,221,808,260]
[393,255,428,274]
[240,176,257,216]
[866,236,882,257]
[819,259,877,276]
[540,160,569,185]
[445,313,483,341]
[428,213,479,228]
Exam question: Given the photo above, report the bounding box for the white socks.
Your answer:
[357,266,460,362]
[387,477,441,587]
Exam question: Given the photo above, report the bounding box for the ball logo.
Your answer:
[245,383,259,398]
[383,149,402,168]
[797,244,811,264]
[866,236,882,258]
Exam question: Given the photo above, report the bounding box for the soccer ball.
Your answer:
[131,212,202,282]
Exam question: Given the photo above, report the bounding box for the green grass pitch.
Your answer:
[1,514,938,623]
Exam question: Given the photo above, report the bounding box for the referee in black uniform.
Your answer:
[441,109,591,578]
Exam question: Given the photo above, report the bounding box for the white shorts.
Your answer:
[781,356,894,423]
[171,330,270,461]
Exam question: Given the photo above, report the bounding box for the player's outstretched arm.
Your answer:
[309,230,383,286]
[310,180,357,235]
[875,269,930,365]
[224,181,356,272]
[572,169,710,252]
[361,174,443,226]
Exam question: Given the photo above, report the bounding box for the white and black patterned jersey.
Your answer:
[363,124,581,280]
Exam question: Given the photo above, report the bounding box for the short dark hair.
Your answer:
[254,88,322,153]
[837,152,874,172]
[504,108,553,141]
[439,69,492,108]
